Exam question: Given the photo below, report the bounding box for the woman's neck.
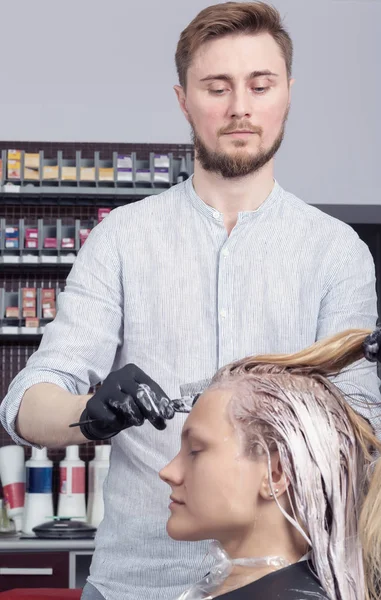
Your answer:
[214,517,308,597]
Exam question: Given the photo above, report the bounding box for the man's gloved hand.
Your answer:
[79,364,175,440]
[363,327,381,363]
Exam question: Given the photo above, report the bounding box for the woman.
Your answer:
[160,328,381,599]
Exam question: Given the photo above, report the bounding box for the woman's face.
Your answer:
[159,388,269,544]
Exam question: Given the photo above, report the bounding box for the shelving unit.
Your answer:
[0,149,194,199]
[0,142,194,446]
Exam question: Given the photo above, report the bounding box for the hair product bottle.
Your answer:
[87,445,111,527]
[57,445,86,521]
[22,447,54,535]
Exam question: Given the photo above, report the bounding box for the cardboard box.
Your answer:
[44,238,57,249]
[98,167,114,181]
[42,301,55,309]
[24,154,40,180]
[154,154,170,168]
[117,155,132,182]
[5,307,19,318]
[24,167,39,180]
[24,153,40,169]
[43,307,56,319]
[8,159,21,178]
[61,238,75,248]
[5,227,19,237]
[62,166,77,181]
[154,167,169,183]
[98,208,111,222]
[41,288,55,300]
[117,168,132,182]
[5,238,18,248]
[80,167,95,181]
[135,168,151,183]
[117,154,132,169]
[25,239,38,249]
[42,165,59,180]
[22,299,36,309]
[23,308,36,318]
[7,150,21,179]
[25,317,40,328]
[22,288,36,299]
[25,228,38,239]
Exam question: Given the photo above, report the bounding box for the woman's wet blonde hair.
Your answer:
[208,329,381,600]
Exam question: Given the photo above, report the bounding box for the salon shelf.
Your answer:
[0,326,44,339]
[0,149,193,205]
[1,255,76,266]
[0,535,95,552]
[0,184,165,197]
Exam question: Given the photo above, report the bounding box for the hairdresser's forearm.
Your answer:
[16,383,91,448]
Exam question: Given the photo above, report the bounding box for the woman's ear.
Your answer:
[259,453,290,501]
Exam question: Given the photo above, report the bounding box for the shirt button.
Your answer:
[212,211,220,220]
[220,309,227,318]
[221,248,229,257]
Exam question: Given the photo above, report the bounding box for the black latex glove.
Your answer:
[363,328,381,363]
[80,364,175,440]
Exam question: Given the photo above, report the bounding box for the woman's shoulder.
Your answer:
[220,561,329,600]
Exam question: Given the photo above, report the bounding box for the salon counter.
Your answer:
[0,534,95,552]
[0,535,95,590]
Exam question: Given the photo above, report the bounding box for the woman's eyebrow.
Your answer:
[181,426,208,443]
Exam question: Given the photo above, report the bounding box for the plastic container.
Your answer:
[57,446,86,521]
[22,447,54,535]
[87,445,111,527]
[0,445,25,531]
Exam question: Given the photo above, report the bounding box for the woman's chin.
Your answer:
[166,519,206,542]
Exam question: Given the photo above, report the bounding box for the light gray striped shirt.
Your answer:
[1,177,380,600]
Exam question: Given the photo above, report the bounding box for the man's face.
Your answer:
[175,33,293,178]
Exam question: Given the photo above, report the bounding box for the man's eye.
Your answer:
[253,87,269,94]
[209,89,227,95]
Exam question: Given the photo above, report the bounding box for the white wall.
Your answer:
[0,0,380,205]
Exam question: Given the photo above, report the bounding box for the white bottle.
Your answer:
[57,445,86,521]
[22,447,54,535]
[0,445,26,531]
[87,445,111,528]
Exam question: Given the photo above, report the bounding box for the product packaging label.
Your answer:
[3,482,25,509]
[26,467,53,494]
[60,466,85,494]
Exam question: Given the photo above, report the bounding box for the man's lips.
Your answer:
[223,130,256,135]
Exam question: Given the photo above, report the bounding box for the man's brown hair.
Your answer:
[175,2,293,89]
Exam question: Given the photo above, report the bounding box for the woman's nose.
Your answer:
[159,454,183,486]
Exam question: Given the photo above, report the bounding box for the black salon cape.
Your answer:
[217,561,329,599]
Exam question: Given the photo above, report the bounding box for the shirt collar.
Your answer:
[185,174,283,222]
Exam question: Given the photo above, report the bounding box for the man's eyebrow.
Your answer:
[199,70,279,83]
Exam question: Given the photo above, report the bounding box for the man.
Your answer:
[1,3,379,600]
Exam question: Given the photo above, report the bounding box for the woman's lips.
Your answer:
[169,496,185,509]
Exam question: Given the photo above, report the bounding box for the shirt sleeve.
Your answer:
[316,232,381,434]
[0,209,124,445]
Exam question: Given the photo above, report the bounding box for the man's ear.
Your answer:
[174,85,190,122]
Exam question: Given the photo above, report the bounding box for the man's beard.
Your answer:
[191,108,289,179]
